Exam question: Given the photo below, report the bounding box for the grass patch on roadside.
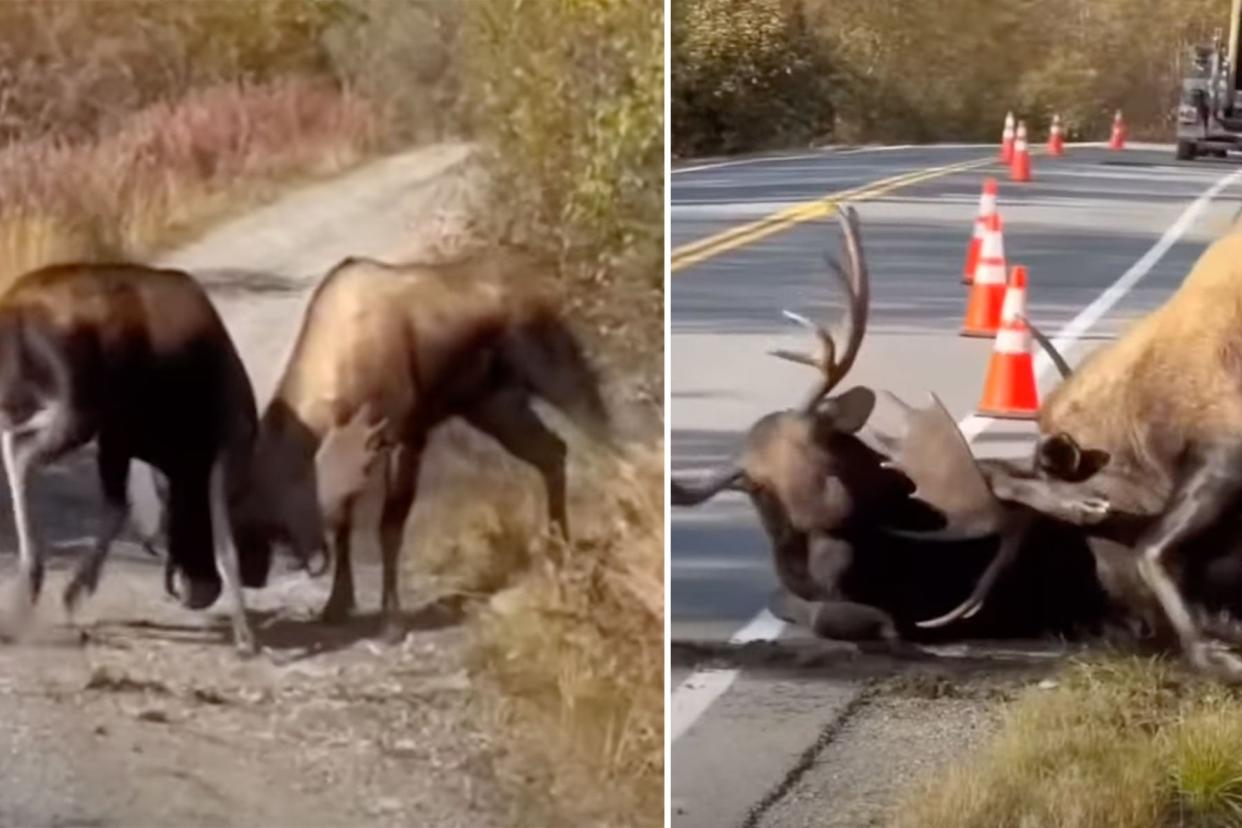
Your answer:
[892,657,1242,828]
[469,442,663,828]
[406,422,663,828]
[0,78,380,292]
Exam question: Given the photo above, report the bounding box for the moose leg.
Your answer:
[767,587,899,642]
[770,534,900,643]
[1,404,82,607]
[1133,446,1242,681]
[207,456,255,655]
[806,533,854,599]
[64,438,131,613]
[2,430,43,607]
[984,474,1112,527]
[808,534,899,641]
[378,445,419,643]
[321,517,356,625]
[463,387,569,539]
[917,510,1033,629]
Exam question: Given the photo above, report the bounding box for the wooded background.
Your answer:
[673,0,1227,156]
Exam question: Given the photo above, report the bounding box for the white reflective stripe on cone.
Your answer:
[993,327,1031,355]
[975,260,1007,284]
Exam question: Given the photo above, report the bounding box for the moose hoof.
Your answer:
[320,601,353,626]
[21,562,45,607]
[61,581,86,616]
[1188,639,1242,684]
[378,617,405,645]
[232,630,258,659]
[62,568,101,615]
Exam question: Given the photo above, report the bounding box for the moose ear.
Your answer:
[1078,447,1111,479]
[819,386,876,434]
[1037,433,1080,477]
[1038,432,1110,482]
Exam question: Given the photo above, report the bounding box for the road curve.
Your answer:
[669,143,1242,827]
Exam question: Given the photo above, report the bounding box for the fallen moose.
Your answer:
[670,207,1120,647]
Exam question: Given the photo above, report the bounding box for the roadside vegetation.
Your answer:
[892,657,1242,828]
[673,0,1227,156]
[3,2,663,827]
[421,2,665,826]
[0,0,464,291]
[463,0,664,384]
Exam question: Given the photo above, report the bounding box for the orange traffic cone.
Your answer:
[1011,121,1032,182]
[977,266,1039,419]
[1047,114,1064,156]
[961,212,1007,337]
[962,177,998,285]
[1000,111,1015,163]
[1109,110,1126,150]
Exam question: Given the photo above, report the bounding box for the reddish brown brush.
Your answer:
[0,79,380,286]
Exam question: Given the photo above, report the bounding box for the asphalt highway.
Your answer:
[668,141,1242,827]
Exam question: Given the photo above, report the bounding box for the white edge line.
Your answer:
[669,164,1242,744]
[670,610,784,743]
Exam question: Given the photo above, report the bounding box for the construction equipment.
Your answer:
[1176,0,1242,160]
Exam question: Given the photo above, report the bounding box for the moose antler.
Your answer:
[873,391,1117,629]
[872,392,1005,539]
[1019,314,1073,380]
[770,205,870,413]
[317,403,390,520]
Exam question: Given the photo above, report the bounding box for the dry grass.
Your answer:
[892,657,1242,828]
[405,422,664,828]
[0,78,379,291]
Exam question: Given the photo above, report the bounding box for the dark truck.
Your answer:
[1177,0,1242,160]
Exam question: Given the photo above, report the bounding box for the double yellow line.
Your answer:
[670,155,995,274]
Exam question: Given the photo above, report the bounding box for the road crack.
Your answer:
[740,678,883,828]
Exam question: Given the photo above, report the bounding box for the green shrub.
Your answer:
[461,0,663,272]
[321,0,466,143]
[672,0,834,156]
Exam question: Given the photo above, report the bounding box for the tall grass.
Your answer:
[407,422,664,828]
[893,658,1242,828]
[471,444,664,827]
[0,79,379,289]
